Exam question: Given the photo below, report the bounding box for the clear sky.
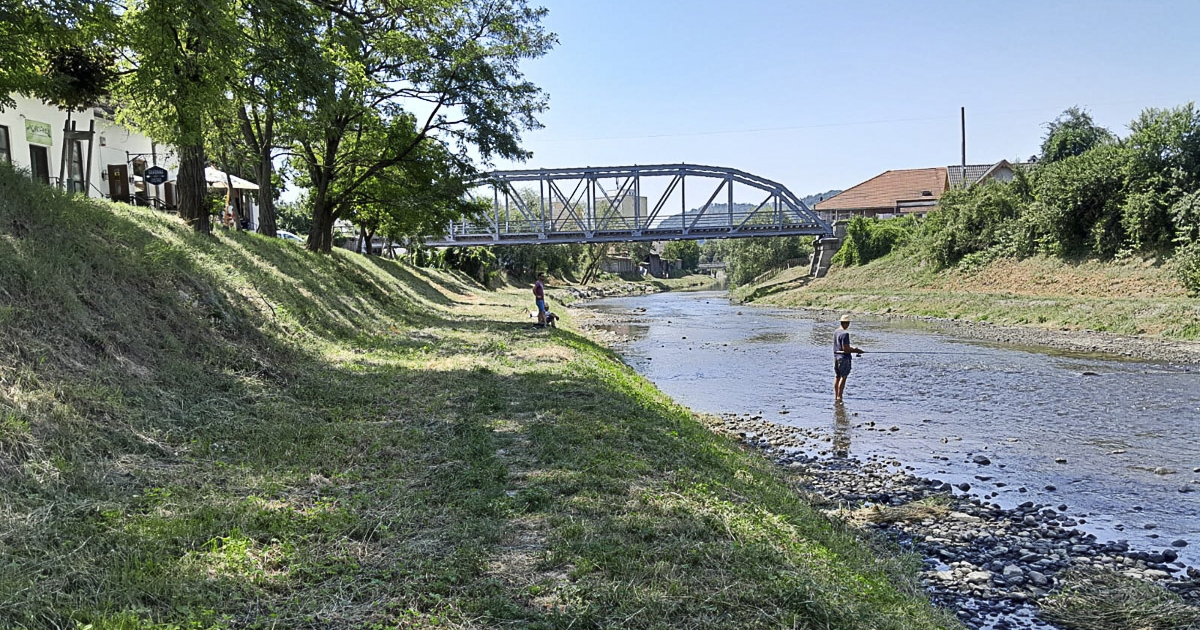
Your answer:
[494,0,1200,198]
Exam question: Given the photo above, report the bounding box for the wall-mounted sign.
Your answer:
[144,166,169,186]
[25,120,53,146]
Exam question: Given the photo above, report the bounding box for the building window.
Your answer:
[0,125,10,165]
[29,145,50,184]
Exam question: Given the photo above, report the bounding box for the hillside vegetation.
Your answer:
[751,104,1200,337]
[0,168,958,629]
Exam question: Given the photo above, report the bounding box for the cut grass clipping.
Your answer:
[1041,567,1200,630]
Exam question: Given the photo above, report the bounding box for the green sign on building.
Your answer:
[25,120,52,146]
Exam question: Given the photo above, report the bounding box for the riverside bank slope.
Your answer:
[0,169,957,629]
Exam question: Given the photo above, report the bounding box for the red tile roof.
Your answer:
[814,167,949,212]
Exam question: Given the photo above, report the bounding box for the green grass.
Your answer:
[0,168,959,629]
[751,247,1200,340]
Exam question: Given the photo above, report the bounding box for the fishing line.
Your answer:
[858,351,990,355]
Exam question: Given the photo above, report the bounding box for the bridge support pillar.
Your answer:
[810,237,841,278]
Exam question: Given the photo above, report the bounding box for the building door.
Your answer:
[163,182,175,209]
[107,164,130,203]
[28,145,50,184]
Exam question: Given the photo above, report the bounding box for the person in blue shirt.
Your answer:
[834,314,864,401]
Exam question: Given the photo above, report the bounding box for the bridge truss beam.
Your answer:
[425,164,833,247]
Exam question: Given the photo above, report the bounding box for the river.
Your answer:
[584,289,1200,567]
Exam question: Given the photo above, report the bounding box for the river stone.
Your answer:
[1163,549,1179,562]
[1145,569,1171,580]
[1002,564,1023,577]
[1055,458,1067,463]
[1180,485,1195,493]
[1172,539,1189,548]
[965,571,992,584]
[1154,467,1176,475]
[973,455,991,465]
[1028,570,1049,586]
[956,483,971,491]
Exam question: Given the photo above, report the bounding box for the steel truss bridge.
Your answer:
[425,164,832,247]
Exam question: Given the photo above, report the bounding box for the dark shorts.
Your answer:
[834,355,852,377]
[535,298,547,314]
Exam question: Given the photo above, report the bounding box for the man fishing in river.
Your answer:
[834,314,864,401]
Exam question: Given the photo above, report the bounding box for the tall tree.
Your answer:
[1039,106,1115,164]
[229,0,325,237]
[119,0,240,233]
[291,0,555,252]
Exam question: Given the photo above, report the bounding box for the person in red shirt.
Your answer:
[533,272,547,327]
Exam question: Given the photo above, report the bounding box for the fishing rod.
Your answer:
[856,351,990,355]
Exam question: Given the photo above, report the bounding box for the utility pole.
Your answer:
[961,107,967,187]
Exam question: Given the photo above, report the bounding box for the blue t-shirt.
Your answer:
[834,329,851,355]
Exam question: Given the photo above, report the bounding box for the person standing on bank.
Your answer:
[533,272,547,327]
[834,314,864,401]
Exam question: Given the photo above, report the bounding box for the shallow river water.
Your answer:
[586,290,1200,566]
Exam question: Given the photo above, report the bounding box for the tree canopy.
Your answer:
[1039,106,1115,164]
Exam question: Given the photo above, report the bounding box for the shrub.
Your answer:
[918,179,1028,268]
[833,216,916,267]
[1029,144,1133,257]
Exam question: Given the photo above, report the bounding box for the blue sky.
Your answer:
[494,0,1200,198]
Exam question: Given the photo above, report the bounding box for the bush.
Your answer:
[919,179,1028,268]
[706,235,810,286]
[662,240,701,271]
[833,216,916,267]
[492,243,585,278]
[1028,144,1133,257]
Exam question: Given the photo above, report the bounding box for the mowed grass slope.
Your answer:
[0,169,958,629]
[756,251,1200,339]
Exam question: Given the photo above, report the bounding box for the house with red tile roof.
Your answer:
[814,160,1026,221]
[814,167,948,220]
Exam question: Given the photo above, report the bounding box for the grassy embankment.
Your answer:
[0,169,958,629]
[739,251,1200,339]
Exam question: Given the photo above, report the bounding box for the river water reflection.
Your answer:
[586,290,1200,566]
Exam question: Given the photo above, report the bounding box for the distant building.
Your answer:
[0,95,178,205]
[814,167,948,220]
[0,94,261,229]
[947,160,1021,189]
[815,160,1025,220]
[550,195,648,230]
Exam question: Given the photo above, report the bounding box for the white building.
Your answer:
[0,94,178,205]
[0,95,261,229]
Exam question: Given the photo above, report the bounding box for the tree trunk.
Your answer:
[358,226,371,256]
[254,149,276,236]
[307,204,335,253]
[177,143,210,233]
[254,112,277,236]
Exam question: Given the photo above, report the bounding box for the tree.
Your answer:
[342,139,482,254]
[662,240,700,270]
[229,0,325,237]
[0,0,118,109]
[119,0,241,233]
[1039,107,1115,164]
[290,0,555,252]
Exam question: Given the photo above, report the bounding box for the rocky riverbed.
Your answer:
[705,413,1200,629]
